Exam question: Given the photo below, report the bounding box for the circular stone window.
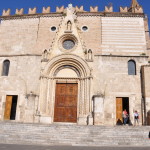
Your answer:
[51,26,56,31]
[62,39,75,50]
[82,26,88,31]
[59,34,78,52]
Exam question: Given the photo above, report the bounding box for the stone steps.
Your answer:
[0,122,150,146]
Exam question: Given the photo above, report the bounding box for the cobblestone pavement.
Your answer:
[0,144,150,150]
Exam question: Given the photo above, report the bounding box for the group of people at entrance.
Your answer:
[122,109,139,126]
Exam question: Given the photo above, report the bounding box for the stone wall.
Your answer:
[0,56,41,122]
[0,4,149,125]
[142,65,150,125]
[101,17,147,55]
[92,55,148,125]
[0,16,62,55]
[77,16,102,53]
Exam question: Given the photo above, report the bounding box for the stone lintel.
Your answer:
[92,94,104,99]
[142,65,150,68]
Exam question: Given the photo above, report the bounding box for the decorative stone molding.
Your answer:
[2,9,11,16]
[42,7,50,14]
[90,6,98,12]
[28,8,37,14]
[43,54,91,76]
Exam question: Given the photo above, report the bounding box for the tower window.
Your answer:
[128,60,136,75]
[2,60,10,76]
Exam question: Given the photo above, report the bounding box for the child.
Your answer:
[134,110,139,126]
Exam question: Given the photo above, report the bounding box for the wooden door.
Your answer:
[54,83,78,123]
[4,96,13,120]
[116,97,123,124]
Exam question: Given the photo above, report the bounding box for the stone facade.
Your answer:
[0,0,150,126]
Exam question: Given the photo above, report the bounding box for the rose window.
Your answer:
[62,40,75,50]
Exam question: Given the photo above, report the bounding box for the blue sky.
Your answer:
[0,0,149,24]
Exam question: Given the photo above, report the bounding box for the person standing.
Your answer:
[134,110,139,126]
[122,109,128,125]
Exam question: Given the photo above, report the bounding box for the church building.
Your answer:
[0,0,150,126]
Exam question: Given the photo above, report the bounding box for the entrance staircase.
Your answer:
[0,122,150,146]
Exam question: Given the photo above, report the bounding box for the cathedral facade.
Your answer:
[0,0,150,126]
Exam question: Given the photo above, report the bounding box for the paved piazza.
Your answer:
[0,144,150,150]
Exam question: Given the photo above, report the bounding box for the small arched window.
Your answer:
[2,60,10,76]
[128,60,136,75]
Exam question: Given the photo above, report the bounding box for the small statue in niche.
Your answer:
[67,20,72,31]
[88,49,92,61]
[84,49,88,59]
[43,49,48,60]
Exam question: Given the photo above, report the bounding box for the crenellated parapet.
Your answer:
[128,6,143,13]
[75,6,84,12]
[16,8,24,15]
[128,0,144,13]
[105,6,113,12]
[28,7,37,14]
[119,7,128,13]
[2,9,11,16]
[42,7,50,14]
[56,6,64,13]
[1,2,144,17]
[90,6,98,12]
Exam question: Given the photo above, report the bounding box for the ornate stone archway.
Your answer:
[38,54,92,125]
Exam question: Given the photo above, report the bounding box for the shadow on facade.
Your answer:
[147,110,150,125]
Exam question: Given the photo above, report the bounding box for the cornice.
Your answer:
[0,13,63,20]
[0,11,145,20]
[94,54,149,58]
[0,54,41,57]
[76,12,145,18]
